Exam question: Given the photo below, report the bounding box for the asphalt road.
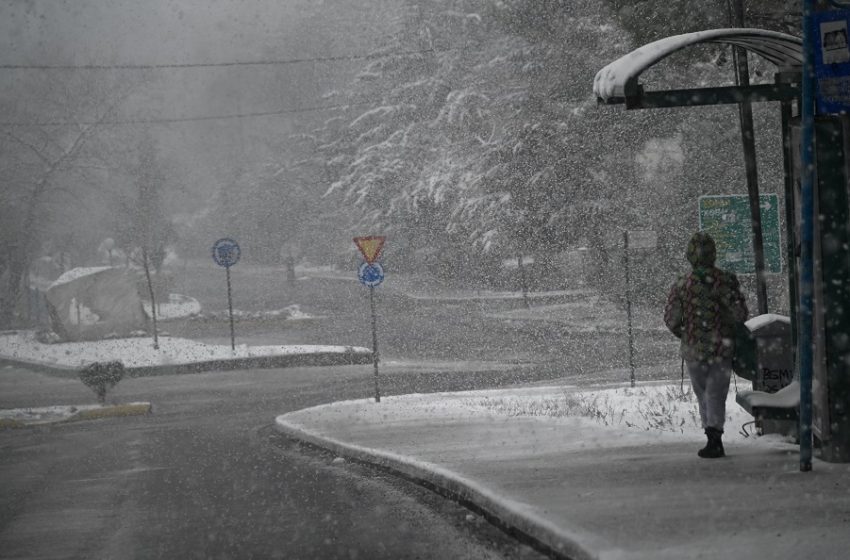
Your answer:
[0,362,552,559]
[0,263,680,558]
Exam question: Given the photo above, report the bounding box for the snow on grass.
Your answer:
[406,289,588,302]
[143,293,202,320]
[281,383,778,446]
[0,404,103,423]
[463,384,769,442]
[140,293,322,323]
[0,330,370,369]
[191,304,322,322]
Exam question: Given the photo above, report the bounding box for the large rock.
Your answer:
[45,267,147,342]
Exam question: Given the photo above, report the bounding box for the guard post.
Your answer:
[623,229,657,387]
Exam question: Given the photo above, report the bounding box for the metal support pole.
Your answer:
[729,0,769,315]
[780,100,799,371]
[370,285,381,402]
[624,231,636,387]
[226,265,236,351]
[799,0,816,472]
[142,248,159,350]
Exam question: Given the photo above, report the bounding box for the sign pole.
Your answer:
[623,231,636,387]
[211,237,241,352]
[354,236,387,404]
[370,285,380,403]
[226,264,236,351]
[729,0,769,315]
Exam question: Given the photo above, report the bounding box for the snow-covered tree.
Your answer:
[297,0,795,298]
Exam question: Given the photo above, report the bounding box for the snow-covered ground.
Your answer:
[406,289,588,302]
[0,330,370,370]
[280,382,781,446]
[189,304,322,322]
[140,292,322,322]
[276,381,819,560]
[465,383,767,442]
[143,293,202,320]
[1,404,98,423]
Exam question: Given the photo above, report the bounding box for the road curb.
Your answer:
[0,350,372,378]
[126,351,373,377]
[68,402,152,422]
[0,402,152,429]
[274,418,600,560]
[0,357,79,377]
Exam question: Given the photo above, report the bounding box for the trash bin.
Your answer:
[735,314,797,438]
[745,314,793,393]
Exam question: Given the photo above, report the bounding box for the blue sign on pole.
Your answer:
[357,260,384,402]
[813,9,850,115]
[212,238,241,268]
[358,262,384,287]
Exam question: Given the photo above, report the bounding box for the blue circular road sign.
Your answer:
[358,262,384,287]
[212,238,241,268]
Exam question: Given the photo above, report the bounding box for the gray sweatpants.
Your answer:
[687,359,732,431]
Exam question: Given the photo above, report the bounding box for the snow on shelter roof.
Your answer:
[594,28,802,103]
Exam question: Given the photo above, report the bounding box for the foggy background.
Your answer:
[0,0,800,327]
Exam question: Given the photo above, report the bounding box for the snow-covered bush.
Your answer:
[78,361,125,404]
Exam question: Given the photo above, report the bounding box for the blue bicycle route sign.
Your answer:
[358,262,384,287]
[212,238,241,268]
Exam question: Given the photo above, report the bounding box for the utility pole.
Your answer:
[798,0,817,473]
[729,0,769,315]
[623,231,637,388]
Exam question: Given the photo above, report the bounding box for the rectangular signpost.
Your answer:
[623,230,656,387]
[812,9,850,115]
[698,194,782,274]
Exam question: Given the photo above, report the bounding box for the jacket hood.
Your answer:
[687,232,716,268]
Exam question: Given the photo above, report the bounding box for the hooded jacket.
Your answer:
[664,232,748,363]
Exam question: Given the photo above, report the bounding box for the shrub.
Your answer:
[79,361,125,404]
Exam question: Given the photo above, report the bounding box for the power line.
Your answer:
[0,45,460,126]
[0,100,372,127]
[0,48,444,71]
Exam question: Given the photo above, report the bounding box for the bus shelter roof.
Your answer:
[594,28,802,109]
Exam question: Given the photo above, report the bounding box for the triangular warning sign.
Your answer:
[353,236,385,264]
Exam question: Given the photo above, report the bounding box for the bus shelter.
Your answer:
[593,28,802,320]
[595,27,850,464]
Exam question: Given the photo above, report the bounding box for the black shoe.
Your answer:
[697,427,725,459]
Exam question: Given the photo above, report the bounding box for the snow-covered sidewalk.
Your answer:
[276,383,850,560]
[0,331,372,375]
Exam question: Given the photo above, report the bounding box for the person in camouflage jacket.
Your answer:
[664,232,748,459]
